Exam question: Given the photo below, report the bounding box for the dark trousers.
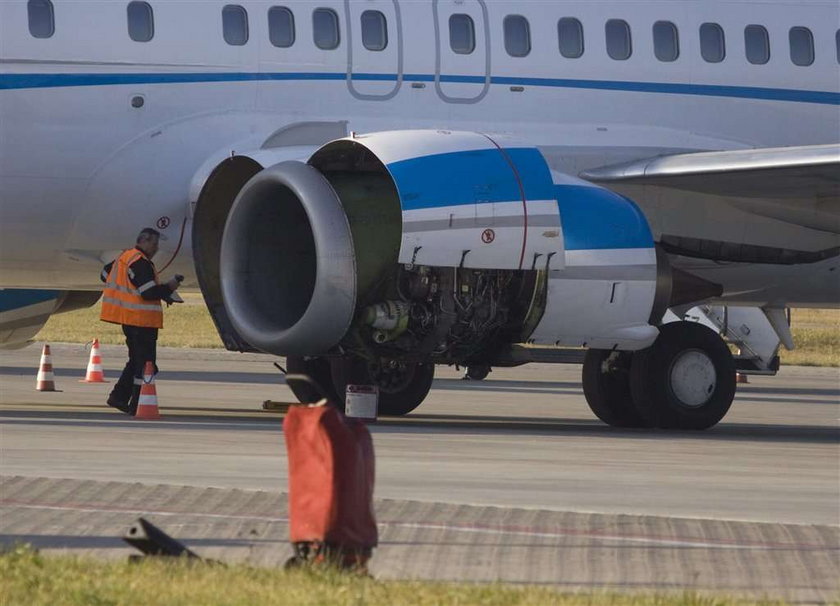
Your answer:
[109,325,158,413]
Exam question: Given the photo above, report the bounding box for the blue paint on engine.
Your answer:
[388,147,553,210]
[503,148,556,201]
[0,289,60,313]
[555,185,654,250]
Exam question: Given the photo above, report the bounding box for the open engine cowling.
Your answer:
[213,130,665,358]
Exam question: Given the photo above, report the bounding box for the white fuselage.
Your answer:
[1,0,838,304]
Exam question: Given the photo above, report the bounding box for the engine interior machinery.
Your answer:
[194,130,733,429]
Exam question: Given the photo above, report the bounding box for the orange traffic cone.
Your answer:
[36,344,57,391]
[134,361,160,420]
[80,339,108,383]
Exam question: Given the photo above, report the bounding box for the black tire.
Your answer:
[331,358,435,416]
[284,356,342,409]
[464,364,491,381]
[582,349,648,428]
[629,321,736,430]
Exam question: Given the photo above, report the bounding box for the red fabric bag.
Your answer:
[283,404,377,552]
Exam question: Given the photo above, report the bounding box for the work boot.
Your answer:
[126,384,141,417]
[107,394,131,414]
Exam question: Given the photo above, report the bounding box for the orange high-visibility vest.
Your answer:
[100,249,163,328]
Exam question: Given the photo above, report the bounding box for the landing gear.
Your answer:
[463,364,491,381]
[582,349,646,428]
[629,321,736,430]
[331,357,435,416]
[284,356,342,408]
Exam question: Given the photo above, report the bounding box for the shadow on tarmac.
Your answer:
[1,407,837,445]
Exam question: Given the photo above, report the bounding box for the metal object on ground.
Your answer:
[262,400,292,412]
[123,517,200,559]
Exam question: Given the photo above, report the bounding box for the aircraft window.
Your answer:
[789,27,814,66]
[222,5,248,46]
[744,25,769,65]
[653,20,679,62]
[127,2,154,43]
[558,17,584,58]
[268,6,295,48]
[504,15,531,57]
[361,10,387,51]
[313,8,339,50]
[700,22,725,63]
[836,29,840,64]
[27,0,54,39]
[449,14,475,54]
[605,19,631,60]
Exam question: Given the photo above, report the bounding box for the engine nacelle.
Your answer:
[216,130,663,358]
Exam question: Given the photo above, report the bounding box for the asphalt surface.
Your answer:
[1,342,838,602]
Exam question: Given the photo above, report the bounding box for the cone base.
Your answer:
[134,411,161,420]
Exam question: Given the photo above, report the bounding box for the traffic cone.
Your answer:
[80,339,108,383]
[736,373,750,384]
[36,344,57,391]
[134,361,160,420]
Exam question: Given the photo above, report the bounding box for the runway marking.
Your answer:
[2,500,832,551]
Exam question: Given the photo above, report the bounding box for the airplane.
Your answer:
[1,0,838,430]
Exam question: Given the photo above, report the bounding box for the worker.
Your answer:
[100,227,182,415]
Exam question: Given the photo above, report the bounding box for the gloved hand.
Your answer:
[166,274,184,290]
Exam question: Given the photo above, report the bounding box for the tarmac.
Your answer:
[1,342,838,603]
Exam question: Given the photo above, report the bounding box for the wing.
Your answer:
[579,143,840,270]
[580,143,839,199]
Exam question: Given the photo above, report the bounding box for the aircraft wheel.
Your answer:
[331,358,434,416]
[284,356,342,409]
[582,349,648,428]
[464,364,491,381]
[629,321,736,430]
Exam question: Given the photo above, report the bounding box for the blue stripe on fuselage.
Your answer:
[555,185,654,251]
[0,72,837,105]
[0,289,60,313]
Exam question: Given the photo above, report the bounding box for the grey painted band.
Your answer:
[549,265,657,281]
[403,213,560,233]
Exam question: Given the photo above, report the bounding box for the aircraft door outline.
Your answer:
[345,0,403,101]
[433,0,490,104]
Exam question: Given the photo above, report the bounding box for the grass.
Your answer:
[0,545,788,606]
[35,296,839,366]
[782,309,840,366]
[37,293,224,349]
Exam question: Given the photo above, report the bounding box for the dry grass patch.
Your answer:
[37,293,223,349]
[780,309,839,367]
[0,546,786,606]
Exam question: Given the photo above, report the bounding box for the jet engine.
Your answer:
[211,130,666,362]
